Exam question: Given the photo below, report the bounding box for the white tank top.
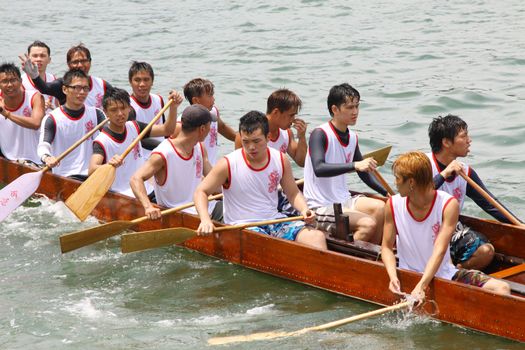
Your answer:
[303,122,357,208]
[268,128,291,154]
[85,76,107,108]
[152,139,205,213]
[130,93,165,159]
[204,106,220,165]
[0,89,41,163]
[93,121,152,197]
[390,190,458,280]
[223,147,285,225]
[45,105,100,177]
[22,72,57,112]
[426,152,469,210]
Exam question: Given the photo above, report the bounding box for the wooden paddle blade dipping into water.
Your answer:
[65,99,173,221]
[0,118,109,222]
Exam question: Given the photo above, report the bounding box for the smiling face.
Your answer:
[129,70,153,101]
[0,72,22,98]
[28,46,51,74]
[240,128,268,162]
[67,51,91,74]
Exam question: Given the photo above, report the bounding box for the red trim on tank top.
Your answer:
[269,129,281,142]
[169,139,194,160]
[328,121,349,147]
[101,125,128,143]
[389,197,399,236]
[59,105,85,120]
[94,140,107,164]
[223,156,231,189]
[242,148,271,171]
[441,196,456,217]
[131,94,152,109]
[407,190,438,222]
[4,90,26,112]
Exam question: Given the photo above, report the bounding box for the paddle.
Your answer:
[459,171,522,226]
[0,118,109,222]
[207,300,412,345]
[64,99,174,221]
[121,215,305,253]
[362,145,396,195]
[59,193,223,253]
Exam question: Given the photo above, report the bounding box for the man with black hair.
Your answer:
[427,114,523,270]
[90,87,182,197]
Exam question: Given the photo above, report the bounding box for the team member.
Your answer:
[37,69,106,179]
[303,83,387,244]
[89,87,182,197]
[427,114,524,270]
[0,63,45,164]
[20,41,57,112]
[130,104,220,219]
[172,78,236,165]
[128,61,166,158]
[21,44,112,108]
[381,151,510,301]
[194,111,327,251]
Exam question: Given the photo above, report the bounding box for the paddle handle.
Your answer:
[304,300,411,332]
[214,215,305,232]
[459,171,521,226]
[41,118,109,172]
[132,193,224,225]
[120,99,173,160]
[373,170,395,196]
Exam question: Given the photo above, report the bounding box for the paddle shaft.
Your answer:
[459,171,521,226]
[119,99,173,160]
[373,170,395,196]
[41,118,109,172]
[213,215,305,232]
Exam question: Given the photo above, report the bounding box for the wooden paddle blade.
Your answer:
[363,145,392,167]
[121,227,197,253]
[0,170,44,222]
[65,164,116,221]
[60,220,133,253]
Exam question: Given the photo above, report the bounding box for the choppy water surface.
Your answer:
[1,0,524,349]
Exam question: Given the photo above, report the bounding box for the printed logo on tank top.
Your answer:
[279,142,288,153]
[132,143,141,160]
[453,187,462,200]
[195,155,202,177]
[268,170,279,193]
[432,222,440,242]
[208,125,217,148]
[22,106,31,117]
[85,120,95,139]
[345,152,353,163]
[95,94,103,108]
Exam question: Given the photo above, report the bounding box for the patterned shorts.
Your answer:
[248,221,305,241]
[452,268,491,288]
[450,222,489,264]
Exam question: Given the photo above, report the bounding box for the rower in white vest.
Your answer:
[130,104,220,220]
[89,87,182,197]
[37,69,106,180]
[0,63,45,164]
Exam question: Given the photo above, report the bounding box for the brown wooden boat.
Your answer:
[1,157,524,342]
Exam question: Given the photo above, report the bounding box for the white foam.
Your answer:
[246,304,275,315]
[64,297,115,320]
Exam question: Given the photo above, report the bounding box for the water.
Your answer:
[1,0,524,348]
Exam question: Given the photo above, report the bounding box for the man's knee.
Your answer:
[354,217,377,242]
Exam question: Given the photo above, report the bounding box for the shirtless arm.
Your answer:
[217,116,236,141]
[234,133,242,149]
[381,199,402,295]
[149,91,183,137]
[280,156,313,223]
[0,93,45,130]
[194,158,229,234]
[412,198,459,301]
[130,153,165,219]
[287,122,307,167]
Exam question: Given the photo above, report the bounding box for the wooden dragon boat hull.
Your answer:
[1,157,524,342]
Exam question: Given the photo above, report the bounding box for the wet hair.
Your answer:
[102,87,130,110]
[0,62,21,79]
[62,69,89,86]
[66,44,91,63]
[327,83,360,116]
[181,104,212,132]
[392,151,434,190]
[183,78,214,104]
[27,40,51,56]
[128,61,154,82]
[266,88,302,114]
[428,114,468,153]
[239,110,269,136]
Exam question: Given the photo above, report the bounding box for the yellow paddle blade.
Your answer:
[121,227,197,253]
[65,164,116,221]
[363,145,392,167]
[60,220,134,253]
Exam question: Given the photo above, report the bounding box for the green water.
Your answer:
[1,0,524,348]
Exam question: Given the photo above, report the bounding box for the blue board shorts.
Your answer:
[248,221,305,241]
[450,222,489,265]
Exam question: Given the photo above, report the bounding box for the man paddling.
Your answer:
[89,87,182,197]
[20,41,58,112]
[382,151,510,300]
[427,114,523,270]
[21,44,112,108]
[194,111,327,250]
[37,69,106,179]
[130,104,220,220]
[303,83,387,244]
[128,61,166,158]
[0,63,45,164]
